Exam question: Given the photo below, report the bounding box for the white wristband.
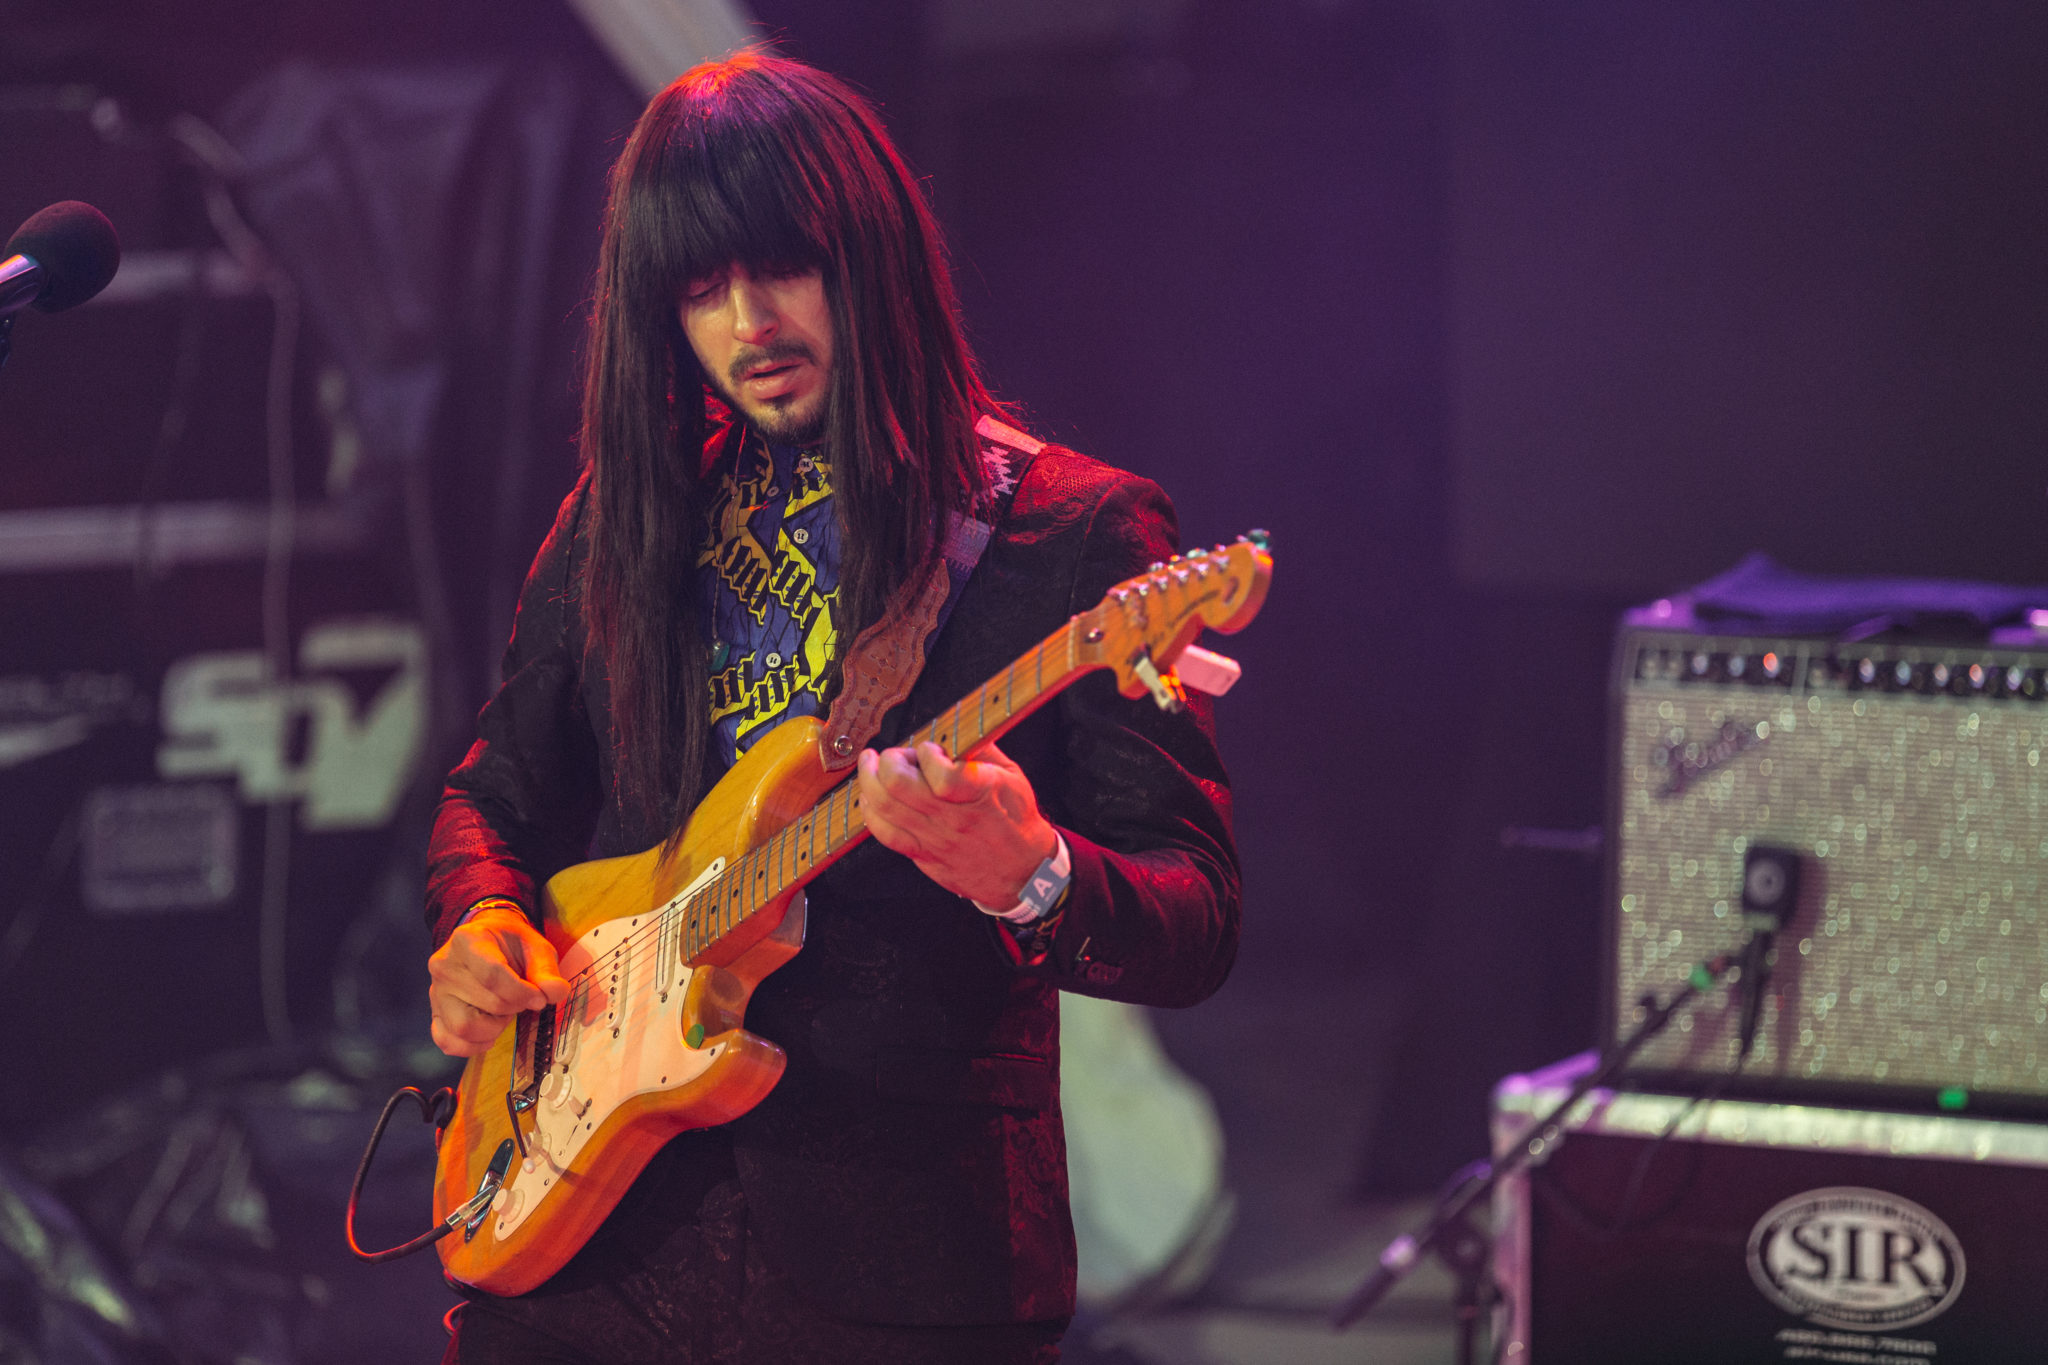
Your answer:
[973,833,1071,924]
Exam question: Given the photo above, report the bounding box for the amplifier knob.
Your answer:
[1932,663,1951,688]
[1728,655,1747,679]
[1857,658,1878,686]
[1970,663,1987,690]
[1690,651,1712,677]
[1762,651,1783,679]
[2007,666,2025,693]
[1893,661,1914,688]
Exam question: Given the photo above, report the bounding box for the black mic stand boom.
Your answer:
[1332,942,1754,1362]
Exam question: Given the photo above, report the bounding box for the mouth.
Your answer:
[743,366,798,399]
[735,355,812,403]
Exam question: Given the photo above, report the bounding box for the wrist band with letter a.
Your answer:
[974,834,1072,924]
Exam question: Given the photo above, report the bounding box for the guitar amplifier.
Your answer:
[1604,608,2048,1112]
[1490,1054,2048,1363]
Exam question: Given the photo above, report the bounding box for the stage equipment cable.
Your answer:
[171,111,303,1049]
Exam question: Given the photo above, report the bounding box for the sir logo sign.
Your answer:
[1746,1187,1965,1332]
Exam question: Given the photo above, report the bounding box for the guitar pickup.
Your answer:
[510,1003,557,1103]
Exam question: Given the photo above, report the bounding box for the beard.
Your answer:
[740,391,828,446]
[717,339,829,447]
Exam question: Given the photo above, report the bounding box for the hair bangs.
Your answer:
[639,84,833,302]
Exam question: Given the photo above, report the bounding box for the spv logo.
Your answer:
[1747,1187,1964,1331]
[157,618,425,830]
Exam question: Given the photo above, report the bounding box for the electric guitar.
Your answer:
[432,531,1273,1293]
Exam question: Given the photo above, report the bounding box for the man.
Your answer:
[425,51,1238,1363]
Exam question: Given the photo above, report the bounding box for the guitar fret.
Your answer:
[686,613,1107,965]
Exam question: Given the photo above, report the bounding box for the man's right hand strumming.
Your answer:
[427,901,571,1057]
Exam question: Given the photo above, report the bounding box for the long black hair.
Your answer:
[581,51,1000,844]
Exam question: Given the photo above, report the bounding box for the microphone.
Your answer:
[0,201,122,320]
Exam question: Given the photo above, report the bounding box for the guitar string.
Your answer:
[537,583,1175,1013]
[531,544,1244,1050]
[538,544,1240,1033]
[576,546,1224,997]
[548,649,1032,999]
[542,633,1070,1009]
[506,556,1243,1074]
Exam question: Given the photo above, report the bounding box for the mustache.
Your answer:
[727,339,816,386]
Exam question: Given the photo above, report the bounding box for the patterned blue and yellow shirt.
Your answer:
[697,431,840,767]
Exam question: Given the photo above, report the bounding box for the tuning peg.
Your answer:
[1176,644,1242,697]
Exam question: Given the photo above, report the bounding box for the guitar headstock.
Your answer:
[1075,531,1273,700]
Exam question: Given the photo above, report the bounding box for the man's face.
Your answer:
[679,264,834,445]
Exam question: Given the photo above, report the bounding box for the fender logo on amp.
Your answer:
[1652,718,1772,797]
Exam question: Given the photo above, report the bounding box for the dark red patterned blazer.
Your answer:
[426,438,1240,1325]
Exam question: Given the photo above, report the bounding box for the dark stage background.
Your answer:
[2,1,2045,1359]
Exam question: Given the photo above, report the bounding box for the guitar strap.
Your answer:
[817,415,1042,769]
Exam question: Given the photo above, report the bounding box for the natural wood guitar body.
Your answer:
[433,718,837,1294]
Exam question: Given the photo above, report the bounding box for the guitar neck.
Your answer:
[675,617,1089,962]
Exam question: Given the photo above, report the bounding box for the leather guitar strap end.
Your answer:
[819,561,953,770]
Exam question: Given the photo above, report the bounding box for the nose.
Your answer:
[728,270,779,345]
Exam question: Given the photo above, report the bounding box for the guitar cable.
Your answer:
[345,1083,484,1263]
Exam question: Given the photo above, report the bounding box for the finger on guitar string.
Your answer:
[863,743,952,817]
[445,903,571,1009]
[856,753,929,859]
[425,905,573,1057]
[428,988,510,1057]
[911,740,1003,805]
[855,742,1057,906]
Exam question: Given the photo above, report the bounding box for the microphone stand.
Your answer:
[1332,942,1754,1363]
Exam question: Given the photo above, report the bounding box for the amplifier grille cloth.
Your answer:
[1613,635,2048,1098]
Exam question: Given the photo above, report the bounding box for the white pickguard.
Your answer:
[490,858,742,1240]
